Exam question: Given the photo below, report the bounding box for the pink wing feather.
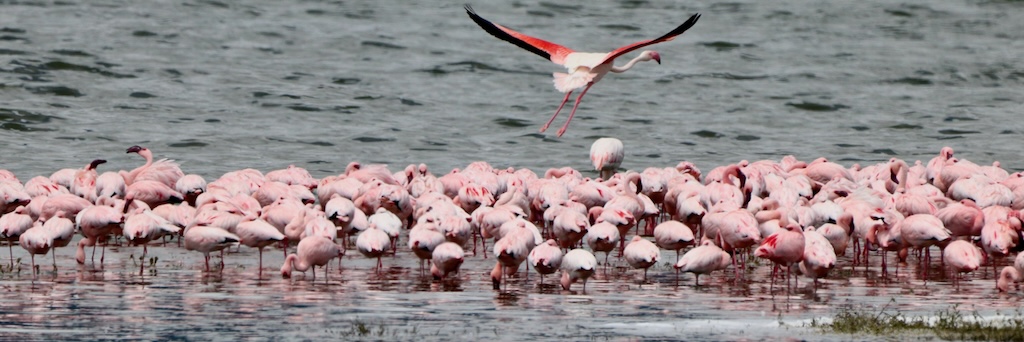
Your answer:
[465,5,574,65]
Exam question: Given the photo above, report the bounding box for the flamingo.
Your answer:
[528,239,564,285]
[798,229,837,288]
[18,224,52,274]
[584,221,620,265]
[356,226,392,273]
[0,206,33,267]
[183,225,240,272]
[754,223,805,291]
[942,239,982,288]
[623,235,660,281]
[997,266,1021,292]
[560,248,598,291]
[120,145,184,188]
[465,6,701,137]
[234,218,286,275]
[673,240,731,286]
[591,138,624,180]
[75,204,124,264]
[430,242,465,281]
[653,220,695,259]
[280,235,341,281]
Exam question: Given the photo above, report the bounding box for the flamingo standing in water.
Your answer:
[465,6,701,137]
[281,235,342,281]
[591,138,624,180]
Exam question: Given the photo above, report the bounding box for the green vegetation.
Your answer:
[808,301,1024,341]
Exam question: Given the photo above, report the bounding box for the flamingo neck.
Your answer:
[122,151,154,186]
[610,54,649,73]
[281,253,298,275]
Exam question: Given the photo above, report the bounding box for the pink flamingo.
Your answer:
[490,224,538,290]
[0,180,31,215]
[551,208,589,249]
[175,174,207,206]
[653,220,695,259]
[590,138,624,180]
[75,204,124,264]
[673,240,731,286]
[42,214,75,269]
[942,239,982,289]
[754,223,805,291]
[123,208,180,274]
[70,159,106,203]
[183,225,240,272]
[95,171,126,200]
[430,242,465,281]
[899,214,951,274]
[38,193,91,222]
[997,266,1021,292]
[528,239,564,285]
[125,180,184,209]
[584,221,620,265]
[235,218,286,275]
[934,199,984,238]
[798,229,837,288]
[623,235,660,281]
[266,165,318,190]
[24,175,69,198]
[120,145,184,187]
[409,222,447,273]
[18,224,52,274]
[280,235,341,281]
[465,6,701,137]
[0,206,33,267]
[325,194,358,245]
[560,248,598,291]
[356,226,392,273]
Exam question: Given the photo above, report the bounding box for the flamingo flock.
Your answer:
[1,144,1023,294]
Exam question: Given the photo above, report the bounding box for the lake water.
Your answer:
[2,0,1024,340]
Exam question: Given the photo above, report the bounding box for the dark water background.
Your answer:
[2,0,1024,340]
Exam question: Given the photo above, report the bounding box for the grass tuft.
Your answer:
[808,300,1024,341]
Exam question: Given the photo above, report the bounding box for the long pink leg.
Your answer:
[541,91,573,133]
[556,83,596,137]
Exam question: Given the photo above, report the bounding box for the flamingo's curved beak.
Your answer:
[651,52,661,64]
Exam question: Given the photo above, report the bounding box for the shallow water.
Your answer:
[2,0,1024,340]
[3,235,1023,341]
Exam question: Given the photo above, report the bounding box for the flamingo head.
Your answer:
[126,145,144,154]
[644,51,661,64]
[88,159,107,170]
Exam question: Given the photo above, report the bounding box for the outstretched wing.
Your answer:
[600,13,701,65]
[465,5,574,65]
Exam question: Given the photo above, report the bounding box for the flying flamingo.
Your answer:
[465,6,701,137]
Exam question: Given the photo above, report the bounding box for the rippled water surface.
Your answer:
[2,0,1024,340]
